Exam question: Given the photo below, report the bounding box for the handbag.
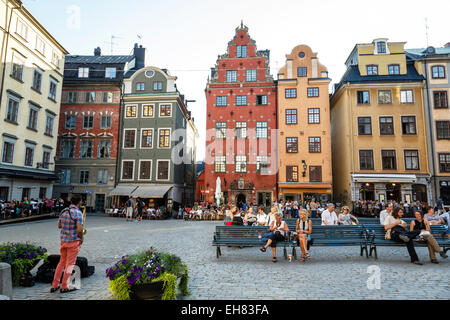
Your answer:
[262,231,273,242]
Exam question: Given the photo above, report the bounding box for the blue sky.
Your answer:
[22,0,450,161]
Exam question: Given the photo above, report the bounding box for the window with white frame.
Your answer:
[122,161,134,180]
[143,105,154,117]
[36,36,46,55]
[236,95,247,106]
[11,54,24,81]
[141,129,153,148]
[215,122,227,139]
[60,139,75,158]
[237,45,247,58]
[158,129,171,148]
[103,92,113,103]
[235,155,247,173]
[49,79,57,100]
[67,92,77,103]
[100,115,111,129]
[28,105,39,130]
[214,155,226,173]
[83,115,94,129]
[235,122,247,138]
[24,145,34,167]
[256,121,268,138]
[6,95,20,123]
[97,169,108,184]
[45,114,54,136]
[139,161,152,180]
[2,140,15,164]
[98,140,111,158]
[42,149,51,169]
[60,168,71,185]
[400,90,414,104]
[157,160,169,180]
[78,68,89,78]
[16,19,28,39]
[125,105,136,118]
[246,69,257,82]
[85,91,95,103]
[32,69,42,92]
[79,170,90,184]
[124,130,136,148]
[160,104,171,117]
[79,140,93,158]
[256,155,269,173]
[226,70,237,83]
[216,96,227,106]
[105,68,116,78]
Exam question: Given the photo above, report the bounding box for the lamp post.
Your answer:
[302,160,307,177]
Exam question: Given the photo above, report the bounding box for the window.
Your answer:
[83,115,94,129]
[125,105,136,118]
[105,68,116,78]
[235,122,247,138]
[378,90,392,104]
[32,69,42,92]
[36,37,46,55]
[158,129,171,148]
[61,139,75,158]
[124,130,136,148]
[2,141,14,164]
[122,161,134,180]
[366,65,378,75]
[42,150,51,169]
[356,91,370,105]
[388,64,400,75]
[309,166,322,182]
[401,116,416,135]
[24,147,34,167]
[359,150,374,170]
[79,170,89,184]
[78,68,89,78]
[139,161,152,180]
[256,121,268,138]
[237,45,247,58]
[51,51,60,68]
[235,155,247,173]
[84,92,95,103]
[136,82,145,91]
[226,70,237,83]
[285,88,297,98]
[6,96,20,122]
[143,105,154,117]
[400,90,414,104]
[16,19,28,39]
[256,95,268,105]
[439,153,450,173]
[246,69,257,82]
[286,109,297,125]
[103,92,113,103]
[216,96,227,106]
[153,81,163,91]
[286,137,298,153]
[307,87,319,97]
[358,117,372,135]
[141,129,153,148]
[100,115,111,129]
[286,166,298,182]
[160,104,171,117]
[11,54,24,81]
[45,115,54,136]
[404,150,419,170]
[215,122,227,139]
[67,92,77,103]
[436,121,450,140]
[431,65,446,79]
[433,91,448,108]
[157,160,169,180]
[49,80,57,101]
[308,108,320,124]
[297,67,307,77]
[382,150,397,170]
[256,155,269,173]
[60,169,71,185]
[376,42,387,54]
[98,140,111,158]
[97,169,108,184]
[80,140,93,158]
[28,106,39,130]
[214,155,226,173]
[379,117,394,135]
[236,95,247,106]
[309,137,321,153]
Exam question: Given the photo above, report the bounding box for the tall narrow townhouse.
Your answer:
[406,44,450,205]
[331,39,430,206]
[277,45,332,204]
[0,0,68,202]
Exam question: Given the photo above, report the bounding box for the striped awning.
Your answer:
[131,185,172,198]
[108,185,138,196]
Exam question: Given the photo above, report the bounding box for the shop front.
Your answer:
[439,180,450,205]
[278,183,333,206]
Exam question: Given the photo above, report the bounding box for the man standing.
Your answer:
[136,197,144,222]
[321,203,338,225]
[50,195,84,293]
[436,197,444,215]
[125,196,134,222]
[380,203,394,225]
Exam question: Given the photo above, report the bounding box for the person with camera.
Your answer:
[50,195,84,293]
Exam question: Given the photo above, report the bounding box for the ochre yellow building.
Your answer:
[331,39,430,206]
[277,45,332,204]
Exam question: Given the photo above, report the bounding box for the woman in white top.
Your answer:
[260,213,289,263]
[267,206,278,227]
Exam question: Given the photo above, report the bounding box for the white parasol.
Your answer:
[215,177,221,207]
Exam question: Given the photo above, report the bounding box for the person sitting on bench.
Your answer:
[260,212,289,263]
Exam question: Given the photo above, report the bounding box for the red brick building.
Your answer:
[204,23,277,208]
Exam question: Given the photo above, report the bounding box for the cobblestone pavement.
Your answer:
[1,216,448,300]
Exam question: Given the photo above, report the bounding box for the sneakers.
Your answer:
[431,259,439,264]
[439,251,448,259]
[399,234,410,242]
[411,260,423,265]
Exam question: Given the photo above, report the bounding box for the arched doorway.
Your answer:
[236,194,246,209]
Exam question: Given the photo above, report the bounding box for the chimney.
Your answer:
[133,43,146,69]
[94,47,101,56]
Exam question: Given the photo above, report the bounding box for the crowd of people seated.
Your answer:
[0,197,65,220]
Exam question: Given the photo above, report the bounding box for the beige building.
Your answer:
[277,45,333,204]
[0,0,68,202]
[331,39,430,206]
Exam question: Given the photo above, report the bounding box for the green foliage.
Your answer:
[0,242,48,285]
[108,274,131,300]
[155,272,177,300]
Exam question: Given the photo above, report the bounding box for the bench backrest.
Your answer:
[368,224,448,241]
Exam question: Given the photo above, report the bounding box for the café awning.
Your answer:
[108,185,138,196]
[131,185,172,198]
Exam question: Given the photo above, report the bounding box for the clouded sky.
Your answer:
[22,0,450,161]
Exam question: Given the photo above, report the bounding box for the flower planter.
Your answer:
[130,281,164,300]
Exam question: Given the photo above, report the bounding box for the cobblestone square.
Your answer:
[0,216,448,300]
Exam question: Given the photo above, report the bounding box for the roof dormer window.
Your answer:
[374,39,389,55]
[377,42,386,53]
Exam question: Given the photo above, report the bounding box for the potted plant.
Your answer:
[0,242,48,286]
[106,247,190,300]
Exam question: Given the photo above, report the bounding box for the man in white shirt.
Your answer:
[380,203,393,225]
[321,203,338,225]
[256,207,269,226]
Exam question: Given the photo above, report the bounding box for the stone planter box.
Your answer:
[129,281,164,300]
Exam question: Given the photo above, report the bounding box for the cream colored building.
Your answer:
[0,0,68,202]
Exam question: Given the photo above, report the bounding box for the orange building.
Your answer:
[277,45,333,204]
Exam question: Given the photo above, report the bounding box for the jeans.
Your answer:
[311,210,317,218]
[392,229,420,262]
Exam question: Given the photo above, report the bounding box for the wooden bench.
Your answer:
[284,218,414,226]
[366,224,450,259]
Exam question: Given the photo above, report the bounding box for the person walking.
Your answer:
[50,195,84,293]
[125,196,134,222]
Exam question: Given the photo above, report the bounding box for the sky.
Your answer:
[22,0,450,162]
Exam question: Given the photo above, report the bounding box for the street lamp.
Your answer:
[302,160,307,177]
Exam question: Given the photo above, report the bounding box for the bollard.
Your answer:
[0,263,13,300]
